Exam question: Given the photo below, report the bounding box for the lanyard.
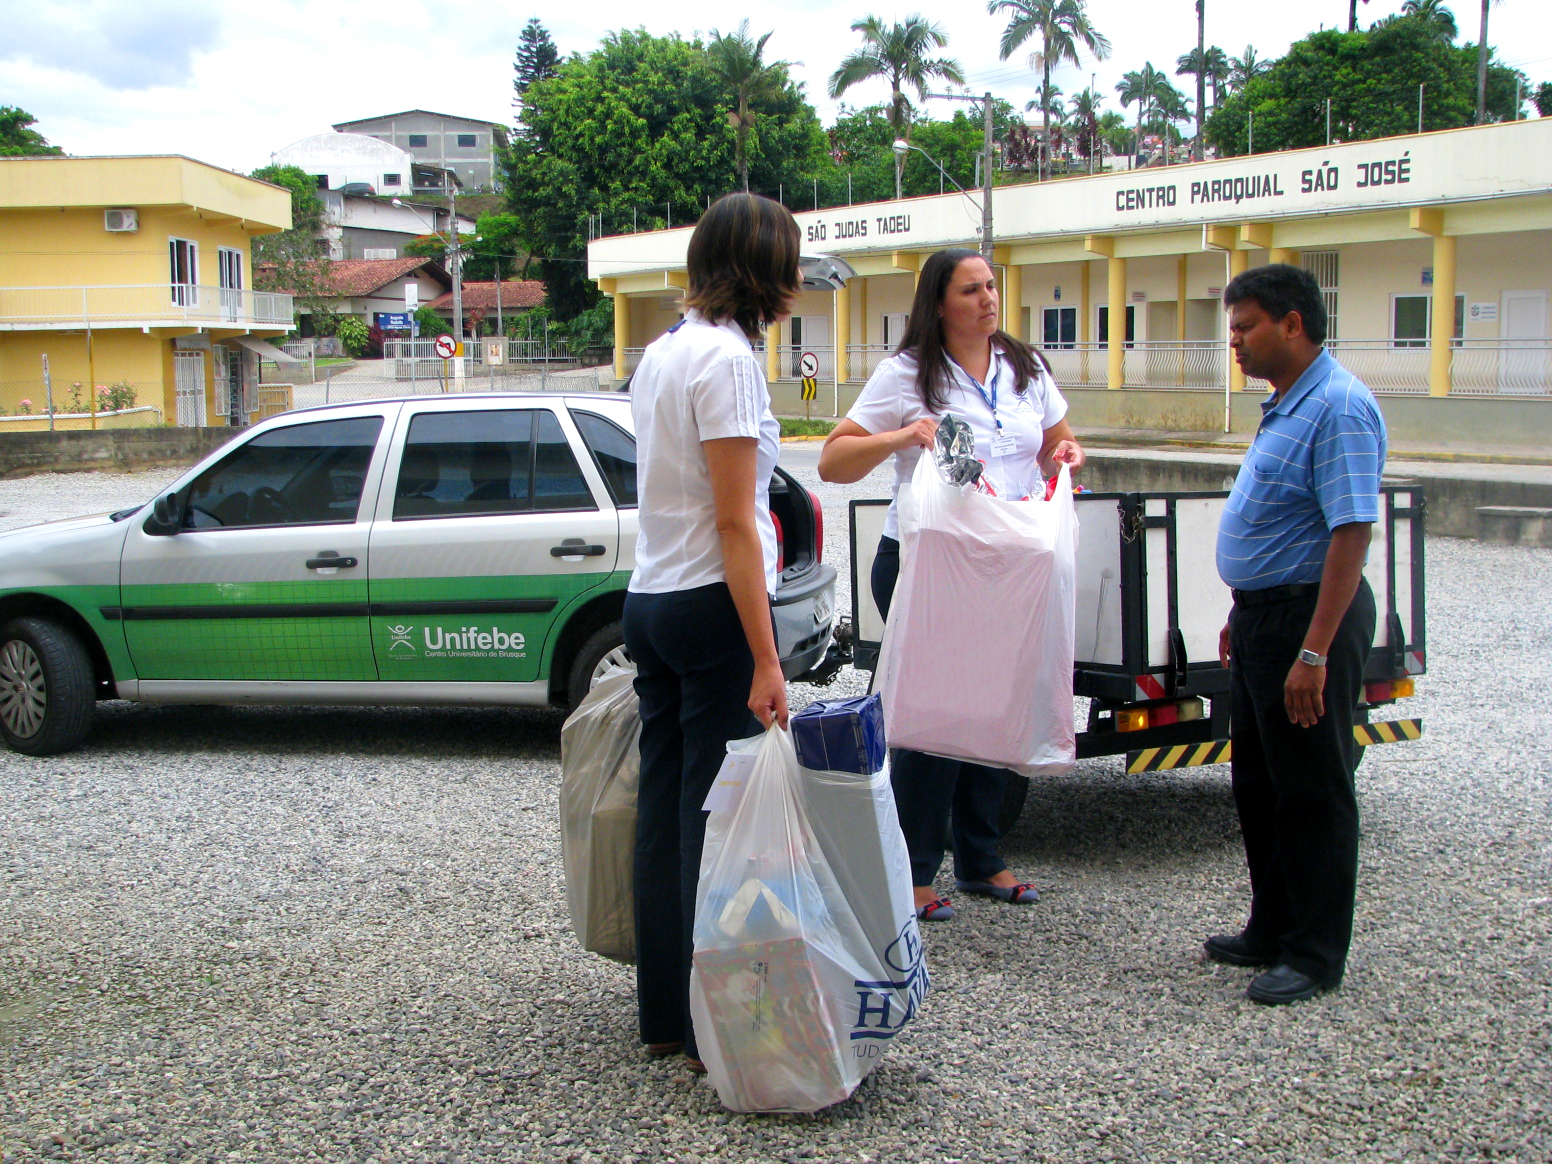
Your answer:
[948,353,1004,431]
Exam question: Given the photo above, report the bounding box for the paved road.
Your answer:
[1,463,1548,1162]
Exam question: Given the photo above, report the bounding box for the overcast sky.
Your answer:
[6,0,1551,175]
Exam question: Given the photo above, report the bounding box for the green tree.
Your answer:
[248,163,332,330]
[1206,22,1478,155]
[1228,45,1272,92]
[828,15,966,199]
[1068,87,1104,171]
[1097,110,1132,157]
[1115,63,1171,164]
[503,28,827,318]
[989,0,1111,180]
[513,18,560,130]
[0,106,63,156]
[1400,0,1458,39]
[1535,81,1552,117]
[706,21,793,191]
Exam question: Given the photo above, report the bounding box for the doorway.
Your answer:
[1500,290,1548,394]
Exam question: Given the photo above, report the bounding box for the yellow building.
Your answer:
[590,119,1552,445]
[0,155,294,430]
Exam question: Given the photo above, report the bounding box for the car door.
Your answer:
[119,408,392,682]
[366,401,619,687]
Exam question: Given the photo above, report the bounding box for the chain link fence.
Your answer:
[0,379,163,429]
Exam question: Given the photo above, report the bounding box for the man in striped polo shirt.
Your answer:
[1208,264,1387,1005]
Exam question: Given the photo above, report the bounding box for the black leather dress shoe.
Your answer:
[1247,964,1336,1005]
[1204,933,1277,967]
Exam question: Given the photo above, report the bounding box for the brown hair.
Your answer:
[682,193,802,341]
[898,247,1051,413]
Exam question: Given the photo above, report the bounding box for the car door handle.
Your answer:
[306,553,359,570]
[550,540,607,558]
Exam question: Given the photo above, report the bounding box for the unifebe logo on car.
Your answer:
[0,393,840,756]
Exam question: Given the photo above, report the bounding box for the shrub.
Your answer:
[334,316,370,357]
[98,383,137,411]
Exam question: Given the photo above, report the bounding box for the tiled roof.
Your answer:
[324,257,444,297]
[429,280,545,311]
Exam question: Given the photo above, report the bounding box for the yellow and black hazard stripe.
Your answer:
[1353,717,1423,746]
[1126,718,1422,773]
[800,377,818,401]
[1127,740,1232,774]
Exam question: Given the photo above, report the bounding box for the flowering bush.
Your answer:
[98,383,137,411]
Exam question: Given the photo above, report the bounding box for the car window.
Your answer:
[185,416,383,530]
[570,410,637,508]
[394,408,596,520]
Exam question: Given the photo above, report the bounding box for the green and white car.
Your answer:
[0,393,840,755]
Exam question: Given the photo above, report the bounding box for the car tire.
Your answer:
[997,773,1030,836]
[0,617,96,756]
[567,620,630,709]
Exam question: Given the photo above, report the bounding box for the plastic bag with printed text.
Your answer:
[876,451,1078,776]
[559,663,640,963]
[690,725,926,1113]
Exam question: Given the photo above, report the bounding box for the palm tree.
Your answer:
[1204,46,1231,109]
[1116,62,1168,166]
[989,0,1111,181]
[1067,87,1103,173]
[828,15,966,199]
[707,21,793,192]
[1097,109,1131,160]
[1150,82,1192,164]
[1227,45,1271,92]
[1474,0,1502,124]
[1191,1,1205,160]
[1026,80,1066,174]
[1348,0,1371,31]
[1400,0,1458,39]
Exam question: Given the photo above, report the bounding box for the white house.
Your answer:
[271,132,419,195]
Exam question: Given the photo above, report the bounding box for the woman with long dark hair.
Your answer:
[624,192,799,1070]
[818,247,1084,921]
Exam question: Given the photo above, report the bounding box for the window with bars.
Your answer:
[1302,251,1339,341]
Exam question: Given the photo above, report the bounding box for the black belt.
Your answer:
[1232,582,1320,607]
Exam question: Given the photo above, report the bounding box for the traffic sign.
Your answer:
[800,377,818,401]
[798,350,820,379]
[434,334,457,359]
[379,312,411,331]
[405,283,420,308]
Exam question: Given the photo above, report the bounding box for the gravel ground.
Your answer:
[2,458,1550,1163]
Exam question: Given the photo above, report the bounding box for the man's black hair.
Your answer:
[1222,263,1328,345]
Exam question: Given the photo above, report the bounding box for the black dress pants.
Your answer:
[873,536,1010,888]
[1228,578,1375,985]
[623,583,759,1056]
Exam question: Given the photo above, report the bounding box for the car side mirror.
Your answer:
[143,491,183,537]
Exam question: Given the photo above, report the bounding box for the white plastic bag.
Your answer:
[559,663,640,963]
[877,453,1077,777]
[690,726,926,1113]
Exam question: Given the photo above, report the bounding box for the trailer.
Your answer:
[848,485,1426,826]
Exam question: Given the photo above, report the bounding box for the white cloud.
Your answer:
[6,0,1550,173]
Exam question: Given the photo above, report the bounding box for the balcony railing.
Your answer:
[0,284,295,330]
[613,337,1552,396]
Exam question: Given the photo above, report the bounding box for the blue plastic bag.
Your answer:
[791,694,887,775]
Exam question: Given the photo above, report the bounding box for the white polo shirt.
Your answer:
[847,347,1069,540]
[629,309,780,595]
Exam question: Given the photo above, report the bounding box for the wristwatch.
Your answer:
[1298,648,1328,667]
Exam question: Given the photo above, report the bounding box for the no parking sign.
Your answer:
[434,334,457,359]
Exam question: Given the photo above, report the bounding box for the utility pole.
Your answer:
[927,90,995,264]
[447,183,464,387]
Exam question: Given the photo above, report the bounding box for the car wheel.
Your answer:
[996,773,1030,836]
[568,621,630,709]
[0,617,95,756]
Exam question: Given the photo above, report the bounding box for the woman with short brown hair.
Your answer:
[624,192,800,1070]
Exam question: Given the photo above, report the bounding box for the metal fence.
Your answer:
[381,338,577,383]
[284,366,617,411]
[0,284,292,329]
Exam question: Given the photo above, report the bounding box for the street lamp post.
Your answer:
[925,91,994,264]
[892,139,987,260]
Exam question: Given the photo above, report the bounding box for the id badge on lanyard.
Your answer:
[956,356,1016,458]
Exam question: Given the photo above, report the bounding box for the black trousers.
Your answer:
[1228,578,1375,985]
[873,536,1010,888]
[623,583,760,1056]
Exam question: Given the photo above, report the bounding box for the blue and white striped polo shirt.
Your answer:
[1216,350,1387,590]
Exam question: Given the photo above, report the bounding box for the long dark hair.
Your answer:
[683,193,802,341]
[897,247,1051,413]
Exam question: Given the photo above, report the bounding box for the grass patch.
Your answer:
[316,357,353,367]
[779,417,836,438]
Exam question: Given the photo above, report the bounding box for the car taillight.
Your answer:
[772,511,785,573]
[808,489,824,562]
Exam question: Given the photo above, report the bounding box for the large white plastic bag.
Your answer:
[559,663,640,963]
[690,726,926,1113]
[877,454,1078,777]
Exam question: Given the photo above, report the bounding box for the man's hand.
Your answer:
[1219,619,1231,668]
[1284,660,1325,727]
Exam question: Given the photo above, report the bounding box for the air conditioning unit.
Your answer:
[104,208,139,232]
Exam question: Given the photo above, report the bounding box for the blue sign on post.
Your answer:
[379,312,412,331]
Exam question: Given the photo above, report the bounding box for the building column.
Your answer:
[1176,254,1189,386]
[1003,262,1023,339]
[766,315,782,382]
[1080,261,1092,385]
[602,280,629,383]
[857,276,868,353]
[834,281,851,389]
[1107,258,1127,390]
[1428,234,1457,397]
[1229,249,1249,391]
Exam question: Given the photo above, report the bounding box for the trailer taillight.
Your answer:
[809,489,824,562]
[1365,678,1415,703]
[1117,709,1149,732]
